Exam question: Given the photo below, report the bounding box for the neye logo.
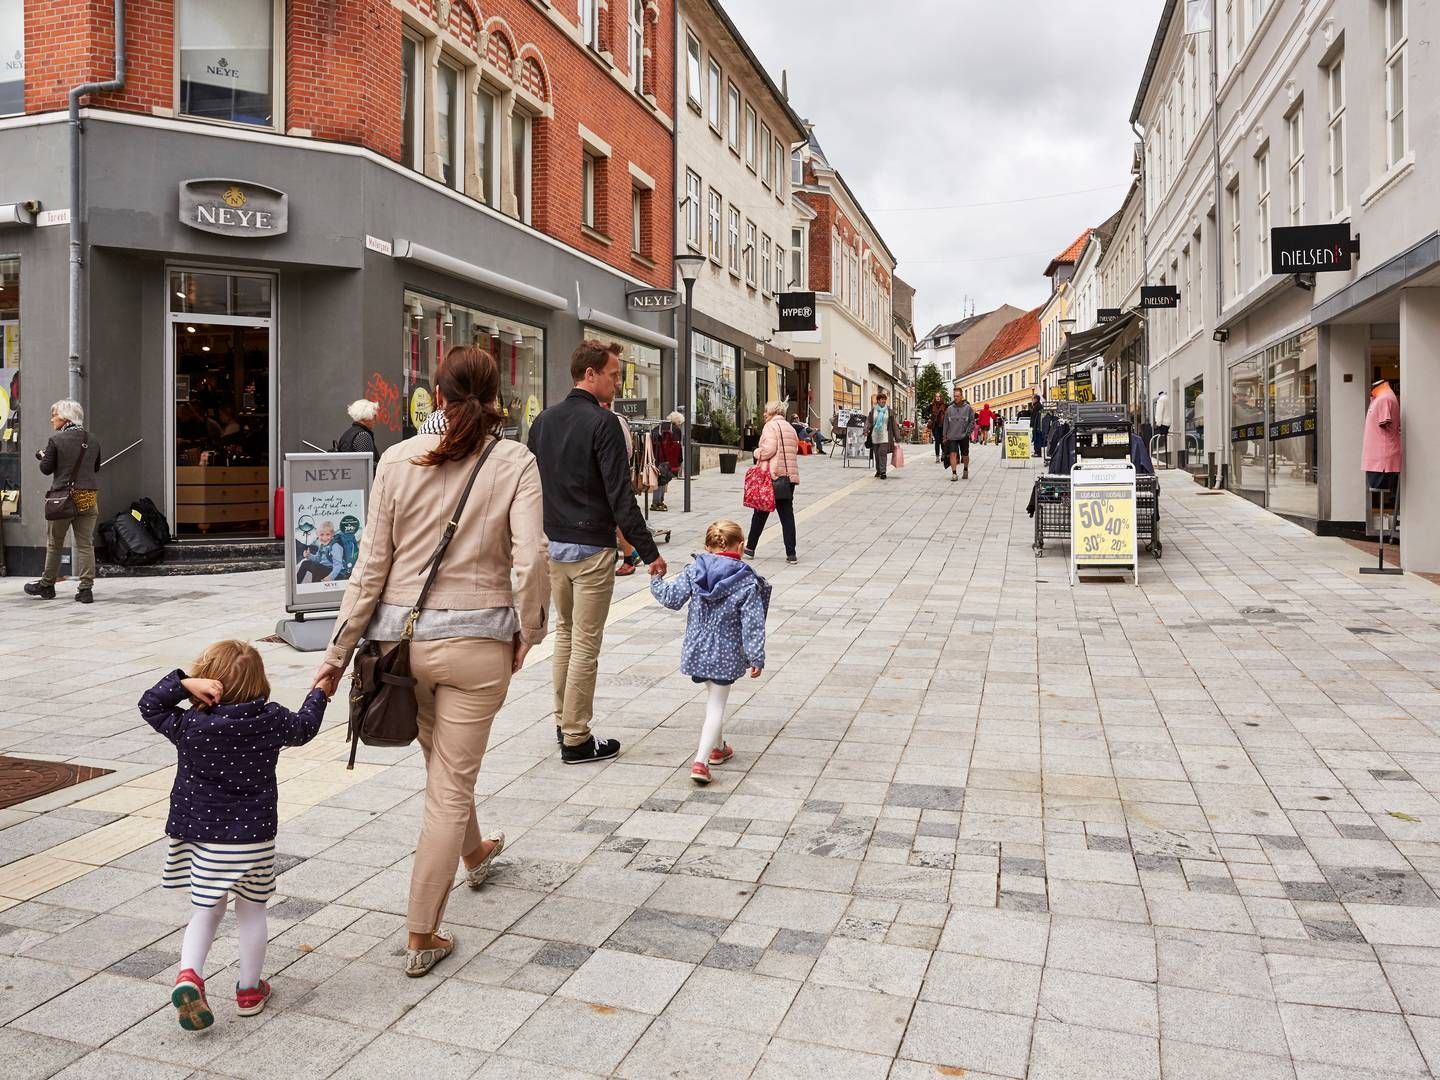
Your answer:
[304,468,354,483]
[207,56,241,80]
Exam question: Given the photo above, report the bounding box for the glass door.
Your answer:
[1228,356,1267,506]
[169,270,275,538]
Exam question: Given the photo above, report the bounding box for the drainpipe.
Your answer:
[1208,19,1226,487]
[67,0,127,406]
[670,5,682,415]
[1131,120,1151,428]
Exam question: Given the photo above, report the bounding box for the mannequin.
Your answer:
[1153,389,1171,454]
[1362,379,1401,493]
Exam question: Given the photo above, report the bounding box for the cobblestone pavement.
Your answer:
[5,444,1440,1079]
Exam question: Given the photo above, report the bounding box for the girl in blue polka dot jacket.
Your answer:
[650,519,770,785]
[138,640,329,1032]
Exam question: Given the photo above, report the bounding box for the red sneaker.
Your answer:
[171,969,213,1031]
[235,979,272,1017]
[690,761,712,784]
[708,743,734,766]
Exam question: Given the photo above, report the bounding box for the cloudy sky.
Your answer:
[722,0,1167,337]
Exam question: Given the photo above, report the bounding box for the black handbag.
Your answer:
[771,475,795,501]
[44,431,89,521]
[344,437,500,769]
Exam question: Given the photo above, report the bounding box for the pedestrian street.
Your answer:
[5,446,1440,1079]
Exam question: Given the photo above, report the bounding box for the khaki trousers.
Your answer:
[42,505,98,588]
[550,549,615,746]
[406,637,513,935]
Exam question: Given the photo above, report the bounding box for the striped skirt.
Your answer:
[163,837,276,908]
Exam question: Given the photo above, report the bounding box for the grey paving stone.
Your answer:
[1038,967,1159,1037]
[498,997,653,1074]
[809,936,931,997]
[738,884,850,932]
[898,1001,1033,1078]
[616,1015,768,1079]
[293,959,438,1028]
[664,966,799,1036]
[554,947,693,1014]
[0,955,89,1025]
[1279,1003,1428,1074]
[326,1030,487,1080]
[921,952,1042,1017]
[1046,917,1156,981]
[778,982,913,1057]
[48,1049,192,1080]
[107,947,179,980]
[1027,1020,1159,1080]
[393,980,546,1051]
[1321,866,1440,907]
[1158,985,1289,1056]
[20,913,173,971]
[606,908,728,963]
[700,942,763,970]
[1265,953,1399,1011]
[8,972,163,1048]
[769,928,828,956]
[938,906,1050,965]
[750,1037,892,1080]
[0,1029,89,1080]
[210,1011,377,1080]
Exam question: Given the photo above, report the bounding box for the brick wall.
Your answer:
[802,192,832,293]
[288,1,402,159]
[25,0,169,115]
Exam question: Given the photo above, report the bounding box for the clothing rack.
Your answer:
[626,418,671,545]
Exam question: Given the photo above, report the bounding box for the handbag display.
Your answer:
[742,464,776,512]
[44,431,90,522]
[344,436,501,769]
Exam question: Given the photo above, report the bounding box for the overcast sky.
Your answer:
[722,0,1167,337]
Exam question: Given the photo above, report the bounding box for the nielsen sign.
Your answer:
[1270,223,1356,275]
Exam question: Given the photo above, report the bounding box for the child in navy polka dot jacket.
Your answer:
[138,640,329,1031]
[650,519,770,784]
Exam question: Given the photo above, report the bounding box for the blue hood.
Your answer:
[690,553,755,600]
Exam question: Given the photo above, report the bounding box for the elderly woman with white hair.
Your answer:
[24,399,102,604]
[745,400,800,564]
[651,410,685,511]
[335,399,381,462]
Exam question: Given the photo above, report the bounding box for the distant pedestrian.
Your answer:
[24,399,101,604]
[745,400,800,563]
[651,411,684,511]
[977,402,994,444]
[650,519,769,785]
[929,392,947,463]
[866,390,901,479]
[528,341,666,764]
[1020,392,1044,457]
[335,399,381,462]
[140,641,328,1030]
[943,386,976,482]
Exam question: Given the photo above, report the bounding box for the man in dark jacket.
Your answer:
[528,341,667,764]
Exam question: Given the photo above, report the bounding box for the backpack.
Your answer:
[130,497,171,545]
[100,510,163,566]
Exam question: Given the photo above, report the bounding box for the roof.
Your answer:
[1045,229,1093,278]
[702,0,808,141]
[963,307,1043,376]
[1131,0,1181,124]
[800,121,898,266]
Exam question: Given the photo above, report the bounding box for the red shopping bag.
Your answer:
[742,465,776,512]
[891,444,905,469]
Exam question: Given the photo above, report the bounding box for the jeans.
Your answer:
[932,426,944,460]
[653,482,668,505]
[747,497,796,559]
[42,504,98,588]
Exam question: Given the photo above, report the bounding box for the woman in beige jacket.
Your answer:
[744,400,800,564]
[313,345,548,977]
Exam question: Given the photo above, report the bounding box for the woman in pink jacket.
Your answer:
[744,401,799,564]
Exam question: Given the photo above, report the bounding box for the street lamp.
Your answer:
[1057,318,1077,402]
[675,252,706,514]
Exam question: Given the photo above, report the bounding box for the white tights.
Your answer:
[179,895,268,990]
[696,681,730,765]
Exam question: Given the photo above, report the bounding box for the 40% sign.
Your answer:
[1072,485,1136,563]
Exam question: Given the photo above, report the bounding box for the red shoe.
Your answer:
[708,743,734,766]
[235,979,272,1017]
[172,969,214,1031]
[690,761,712,784]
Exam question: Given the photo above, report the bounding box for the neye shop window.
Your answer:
[604,334,662,422]
[178,0,277,127]
[0,257,19,518]
[0,0,23,117]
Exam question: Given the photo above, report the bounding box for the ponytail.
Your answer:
[418,346,505,466]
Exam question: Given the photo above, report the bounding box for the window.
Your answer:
[773,138,784,193]
[631,187,643,254]
[436,60,462,189]
[178,0,277,126]
[790,227,805,287]
[0,258,20,515]
[476,87,499,206]
[684,169,702,249]
[1182,245,1193,333]
[706,60,721,130]
[744,221,757,285]
[761,234,772,294]
[727,207,740,274]
[1385,0,1407,165]
[775,240,785,293]
[760,123,772,187]
[1228,178,1241,296]
[579,0,598,50]
[744,104,757,169]
[791,148,803,186]
[629,0,645,94]
[511,106,532,224]
[1285,108,1304,225]
[831,233,840,294]
[727,82,741,152]
[400,34,423,170]
[685,32,702,107]
[1327,57,1345,215]
[582,153,598,229]
[707,190,722,262]
[1256,148,1270,279]
[1223,0,1238,74]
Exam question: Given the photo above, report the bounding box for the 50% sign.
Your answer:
[1069,464,1139,584]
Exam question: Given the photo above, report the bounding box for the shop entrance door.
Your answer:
[167,270,276,538]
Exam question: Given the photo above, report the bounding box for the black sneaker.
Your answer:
[786,555,798,564]
[23,581,56,600]
[75,588,94,605]
[561,735,621,764]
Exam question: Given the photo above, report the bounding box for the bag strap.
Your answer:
[61,430,89,490]
[404,435,503,640]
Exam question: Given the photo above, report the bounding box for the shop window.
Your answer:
[1266,330,1318,519]
[178,0,277,127]
[511,106,533,224]
[706,59,721,132]
[692,331,738,445]
[685,31,702,108]
[400,33,423,170]
[403,290,544,443]
[436,59,463,189]
[0,258,19,518]
[171,269,273,318]
[0,0,21,116]
[1228,355,1265,503]
[476,87,499,206]
[707,189,722,263]
[603,333,662,422]
[726,82,741,153]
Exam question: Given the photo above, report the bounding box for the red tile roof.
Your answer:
[963,306,1043,376]
[1045,228,1094,277]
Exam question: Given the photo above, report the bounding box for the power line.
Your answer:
[873,182,1130,214]
[902,247,1058,266]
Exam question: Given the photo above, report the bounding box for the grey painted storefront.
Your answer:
[0,114,675,570]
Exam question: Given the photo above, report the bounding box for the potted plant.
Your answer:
[714,396,741,473]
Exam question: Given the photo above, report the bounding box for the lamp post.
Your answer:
[674,253,706,514]
[1057,318,1077,402]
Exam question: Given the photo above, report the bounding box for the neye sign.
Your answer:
[626,288,681,312]
[180,179,289,238]
[777,291,818,332]
[1270,223,1356,275]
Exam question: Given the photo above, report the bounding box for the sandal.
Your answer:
[405,929,456,978]
[464,832,506,889]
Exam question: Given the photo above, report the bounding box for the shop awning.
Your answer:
[0,203,36,228]
[577,301,678,351]
[393,239,569,311]
[1050,312,1139,376]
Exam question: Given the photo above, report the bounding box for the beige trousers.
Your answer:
[550,549,615,746]
[406,637,513,935]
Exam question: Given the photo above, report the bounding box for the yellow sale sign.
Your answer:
[1004,429,1032,459]
[1070,463,1138,583]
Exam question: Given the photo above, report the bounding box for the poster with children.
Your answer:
[293,490,363,595]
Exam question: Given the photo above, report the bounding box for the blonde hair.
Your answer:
[192,640,271,704]
[763,400,785,419]
[704,519,745,552]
